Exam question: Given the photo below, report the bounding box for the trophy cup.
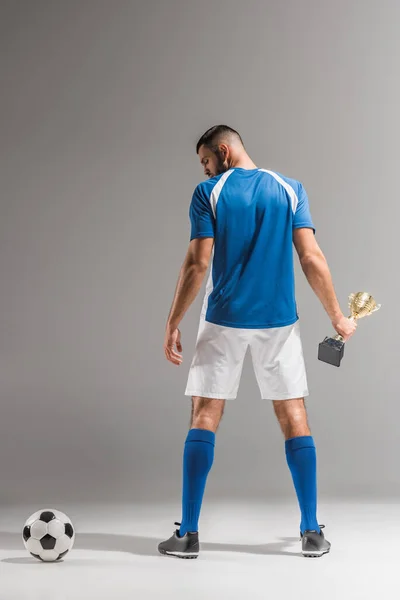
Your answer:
[318,292,381,367]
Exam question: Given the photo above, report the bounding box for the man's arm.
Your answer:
[166,237,214,330]
[293,228,357,341]
[293,228,343,322]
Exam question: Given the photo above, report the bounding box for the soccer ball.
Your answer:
[22,508,75,562]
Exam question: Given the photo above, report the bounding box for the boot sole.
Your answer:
[158,548,199,559]
[302,547,330,558]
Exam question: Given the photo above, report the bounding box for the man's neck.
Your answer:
[230,156,258,169]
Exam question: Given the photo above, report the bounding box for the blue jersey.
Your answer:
[189,167,315,329]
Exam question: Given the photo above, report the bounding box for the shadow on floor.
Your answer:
[0,531,303,563]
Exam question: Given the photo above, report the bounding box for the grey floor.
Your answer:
[0,499,397,599]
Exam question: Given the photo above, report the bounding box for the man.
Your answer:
[159,125,356,560]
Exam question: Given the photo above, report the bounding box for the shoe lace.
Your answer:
[174,521,326,537]
[300,523,325,540]
[174,521,182,533]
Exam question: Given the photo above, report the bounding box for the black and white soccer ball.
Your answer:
[22,508,75,562]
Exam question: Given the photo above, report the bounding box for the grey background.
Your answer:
[0,0,396,506]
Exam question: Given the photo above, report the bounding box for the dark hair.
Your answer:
[196,124,243,154]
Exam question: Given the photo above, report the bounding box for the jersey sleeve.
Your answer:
[293,183,316,233]
[189,185,215,240]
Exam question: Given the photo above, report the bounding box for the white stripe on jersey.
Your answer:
[258,169,299,213]
[201,169,234,318]
[208,169,235,218]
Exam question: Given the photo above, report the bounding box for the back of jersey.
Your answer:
[189,167,315,329]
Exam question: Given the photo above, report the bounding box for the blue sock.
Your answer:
[179,428,215,537]
[285,435,320,535]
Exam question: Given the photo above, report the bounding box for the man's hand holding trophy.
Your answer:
[318,292,381,367]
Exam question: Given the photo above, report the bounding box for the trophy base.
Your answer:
[318,336,345,367]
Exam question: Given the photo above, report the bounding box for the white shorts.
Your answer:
[184,316,309,400]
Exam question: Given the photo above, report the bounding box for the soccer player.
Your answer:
[159,125,357,559]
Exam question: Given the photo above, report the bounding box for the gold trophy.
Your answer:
[318,292,381,367]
